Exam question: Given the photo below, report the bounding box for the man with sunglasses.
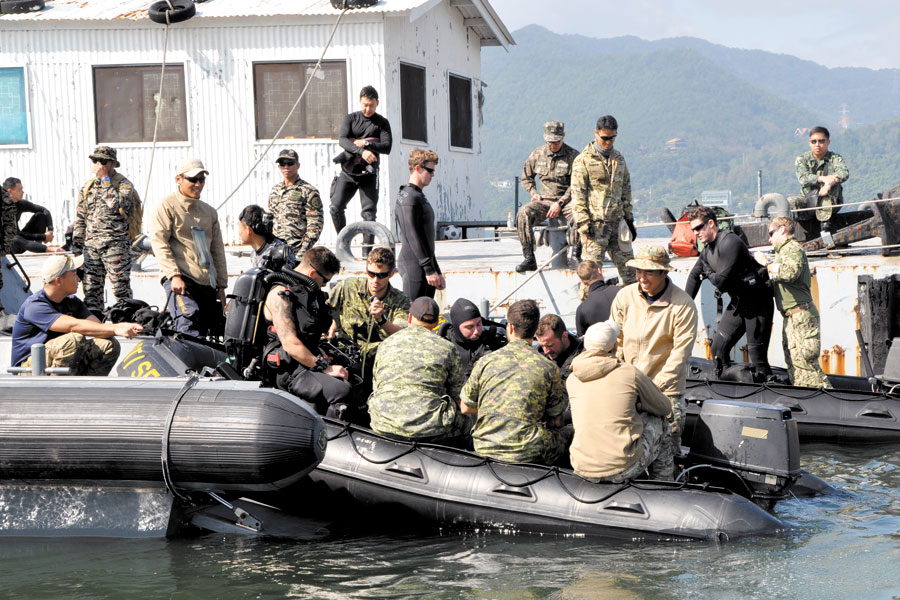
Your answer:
[327,247,409,400]
[263,246,351,415]
[73,146,141,316]
[395,148,444,299]
[685,206,774,382]
[754,217,831,388]
[515,121,581,272]
[268,149,323,260]
[149,157,228,337]
[329,85,393,255]
[571,115,636,285]
[794,126,849,234]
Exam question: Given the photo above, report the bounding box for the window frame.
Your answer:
[0,65,33,149]
[447,71,473,152]
[252,59,348,142]
[399,61,428,145]
[92,63,191,146]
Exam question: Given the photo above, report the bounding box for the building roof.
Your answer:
[0,0,514,48]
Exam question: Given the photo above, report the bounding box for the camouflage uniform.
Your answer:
[461,338,572,464]
[268,176,324,260]
[771,235,831,388]
[0,187,18,310]
[20,333,120,377]
[794,150,849,222]
[570,142,635,284]
[518,142,581,251]
[74,171,141,313]
[369,324,469,440]
[327,276,410,366]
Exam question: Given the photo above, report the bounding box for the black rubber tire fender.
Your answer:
[0,0,45,14]
[334,221,397,267]
[148,0,196,24]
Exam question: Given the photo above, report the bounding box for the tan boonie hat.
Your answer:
[543,121,565,142]
[42,254,84,284]
[89,146,120,167]
[626,245,674,272]
[176,157,209,178]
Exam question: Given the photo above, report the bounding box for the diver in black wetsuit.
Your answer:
[395,149,445,300]
[438,298,507,379]
[684,205,774,381]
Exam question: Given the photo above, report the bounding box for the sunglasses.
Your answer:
[184,175,206,184]
[277,160,297,167]
[421,165,435,174]
[366,269,391,280]
[600,135,617,141]
[691,221,707,233]
[314,268,332,284]
[768,227,780,237]
[91,158,110,166]
[809,138,828,145]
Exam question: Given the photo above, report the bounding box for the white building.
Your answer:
[0,0,513,244]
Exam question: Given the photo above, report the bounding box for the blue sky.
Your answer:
[490,0,900,70]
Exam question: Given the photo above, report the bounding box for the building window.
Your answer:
[253,61,347,140]
[400,62,427,143]
[448,73,472,149]
[0,67,30,146]
[93,65,188,144]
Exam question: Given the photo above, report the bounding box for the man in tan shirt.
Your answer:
[149,157,227,336]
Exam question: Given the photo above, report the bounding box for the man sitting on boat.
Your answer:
[237,204,297,271]
[263,246,351,416]
[461,299,572,465]
[368,296,470,446]
[574,260,620,336]
[11,254,142,375]
[567,320,674,482]
[534,313,582,383]
[437,298,507,379]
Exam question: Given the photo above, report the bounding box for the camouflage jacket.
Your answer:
[461,338,567,463]
[771,236,814,314]
[368,324,466,438]
[73,172,140,250]
[0,187,17,255]
[795,150,849,198]
[268,177,324,257]
[570,142,632,227]
[521,143,580,205]
[327,276,410,360]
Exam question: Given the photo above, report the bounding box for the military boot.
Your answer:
[516,245,537,272]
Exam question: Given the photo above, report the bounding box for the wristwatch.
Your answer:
[557,200,565,208]
[376,314,387,326]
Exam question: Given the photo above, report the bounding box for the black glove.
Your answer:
[626,219,637,240]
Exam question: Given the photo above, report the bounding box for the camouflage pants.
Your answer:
[667,393,686,455]
[540,423,575,466]
[783,309,832,388]
[579,220,635,284]
[83,242,133,313]
[20,332,120,376]
[583,413,673,482]
[788,188,842,222]
[516,199,577,248]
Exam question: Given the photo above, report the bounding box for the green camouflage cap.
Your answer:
[543,121,564,142]
[89,146,120,167]
[626,245,674,271]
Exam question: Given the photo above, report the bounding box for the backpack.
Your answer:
[668,201,747,257]
[81,178,143,241]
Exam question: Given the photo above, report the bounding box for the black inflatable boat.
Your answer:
[685,358,900,444]
[302,399,804,542]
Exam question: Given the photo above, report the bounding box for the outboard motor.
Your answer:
[682,399,801,509]
[224,268,271,379]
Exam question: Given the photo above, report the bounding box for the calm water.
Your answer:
[1,445,897,600]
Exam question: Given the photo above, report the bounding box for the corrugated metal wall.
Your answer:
[0,12,485,245]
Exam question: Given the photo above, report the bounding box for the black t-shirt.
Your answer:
[575,281,621,336]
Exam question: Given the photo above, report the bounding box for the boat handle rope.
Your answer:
[677,464,756,499]
[687,378,895,402]
[161,373,200,502]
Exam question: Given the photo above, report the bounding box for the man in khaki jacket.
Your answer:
[567,320,673,481]
[610,245,697,455]
[149,157,228,336]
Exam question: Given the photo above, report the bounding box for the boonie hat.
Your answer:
[176,157,209,178]
[89,146,120,167]
[410,296,439,325]
[584,320,620,353]
[626,245,674,272]
[42,254,84,284]
[543,121,565,142]
[277,149,299,162]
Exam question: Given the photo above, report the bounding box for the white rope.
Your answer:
[490,245,569,312]
[216,7,349,211]
[143,19,171,202]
